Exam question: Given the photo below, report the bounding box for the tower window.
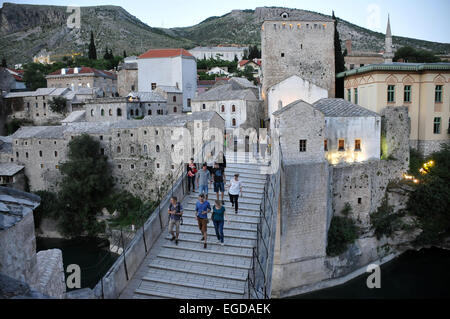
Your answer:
[299,140,307,152]
[281,53,285,58]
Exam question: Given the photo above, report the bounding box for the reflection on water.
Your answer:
[291,248,450,299]
[36,237,118,291]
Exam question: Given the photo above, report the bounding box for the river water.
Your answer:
[292,247,450,299]
[36,237,119,291]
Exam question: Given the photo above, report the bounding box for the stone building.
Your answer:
[261,11,336,118]
[337,62,450,155]
[189,46,248,62]
[271,99,410,297]
[0,67,26,92]
[137,49,197,111]
[0,187,65,298]
[344,40,384,70]
[3,88,87,125]
[46,67,117,98]
[267,75,328,131]
[192,78,263,129]
[154,86,184,114]
[117,56,138,97]
[8,112,224,199]
[0,163,26,190]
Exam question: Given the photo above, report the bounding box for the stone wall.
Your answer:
[262,17,336,117]
[117,68,138,97]
[33,249,66,299]
[0,209,37,283]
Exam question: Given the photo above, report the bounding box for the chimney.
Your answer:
[345,40,352,55]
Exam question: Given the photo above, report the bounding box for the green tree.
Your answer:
[33,191,60,229]
[48,96,67,114]
[394,46,441,63]
[332,11,346,98]
[58,134,113,237]
[88,31,97,60]
[407,145,450,244]
[326,203,360,256]
[23,63,50,90]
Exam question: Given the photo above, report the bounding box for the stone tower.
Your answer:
[261,11,336,118]
[383,15,394,63]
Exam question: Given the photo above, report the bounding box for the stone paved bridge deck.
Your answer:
[119,157,269,299]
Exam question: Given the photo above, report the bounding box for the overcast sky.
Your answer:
[2,0,449,43]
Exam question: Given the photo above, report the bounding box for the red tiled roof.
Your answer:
[47,67,116,79]
[239,60,249,67]
[139,48,193,59]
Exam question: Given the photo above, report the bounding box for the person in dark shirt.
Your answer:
[211,162,226,205]
[195,194,211,249]
[168,196,183,245]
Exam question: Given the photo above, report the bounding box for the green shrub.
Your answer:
[326,206,360,257]
[370,195,403,239]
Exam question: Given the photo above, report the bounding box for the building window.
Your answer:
[404,85,411,103]
[232,105,236,113]
[54,151,58,157]
[355,139,361,151]
[202,104,206,110]
[347,89,351,102]
[354,88,358,104]
[151,83,157,90]
[281,53,285,57]
[155,129,159,135]
[156,163,160,169]
[130,164,135,170]
[101,109,105,116]
[117,146,121,153]
[358,198,362,204]
[171,144,175,151]
[91,109,94,117]
[39,151,43,157]
[130,109,134,116]
[173,96,176,102]
[100,135,103,141]
[338,139,345,151]
[26,152,29,159]
[156,145,160,152]
[232,118,237,127]
[117,108,122,116]
[221,105,225,113]
[130,146,135,154]
[435,85,443,103]
[433,117,441,134]
[350,64,355,70]
[143,144,148,153]
[187,99,191,107]
[100,148,104,155]
[16,152,19,158]
[324,139,328,151]
[148,110,152,115]
[387,85,395,103]
[173,107,177,113]
[118,164,122,169]
[299,140,307,152]
[109,109,112,116]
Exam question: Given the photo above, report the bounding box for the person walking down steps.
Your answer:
[212,200,229,246]
[168,196,183,245]
[187,158,197,193]
[227,173,243,214]
[211,162,226,205]
[195,194,211,249]
[196,163,211,200]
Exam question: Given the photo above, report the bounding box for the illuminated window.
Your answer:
[355,139,361,151]
[299,140,307,152]
[324,139,328,151]
[338,139,345,151]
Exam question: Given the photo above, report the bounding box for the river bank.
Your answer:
[290,247,450,299]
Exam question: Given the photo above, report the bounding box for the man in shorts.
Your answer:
[168,196,183,245]
[195,194,211,249]
[211,162,226,205]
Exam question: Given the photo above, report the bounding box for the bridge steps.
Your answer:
[125,157,268,299]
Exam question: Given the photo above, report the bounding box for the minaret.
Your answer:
[384,14,394,63]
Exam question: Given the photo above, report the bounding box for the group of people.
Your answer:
[168,152,244,249]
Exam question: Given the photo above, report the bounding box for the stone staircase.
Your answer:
[129,157,269,299]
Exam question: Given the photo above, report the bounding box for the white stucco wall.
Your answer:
[137,56,197,111]
[325,116,381,165]
[268,75,328,131]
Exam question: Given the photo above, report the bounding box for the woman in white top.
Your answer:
[227,174,243,214]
